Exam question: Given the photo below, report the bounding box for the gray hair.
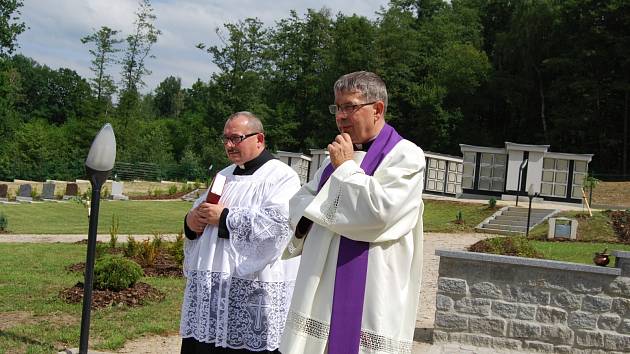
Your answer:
[226,111,264,134]
[333,71,388,115]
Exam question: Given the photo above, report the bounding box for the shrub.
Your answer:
[109,214,120,249]
[170,231,185,265]
[151,232,163,249]
[0,212,8,232]
[94,256,144,291]
[139,240,158,267]
[168,185,178,195]
[125,235,140,257]
[469,236,543,258]
[454,210,464,224]
[95,243,111,259]
[488,197,497,208]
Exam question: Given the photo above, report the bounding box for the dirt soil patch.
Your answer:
[609,210,630,243]
[60,281,164,309]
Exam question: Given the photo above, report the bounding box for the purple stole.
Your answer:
[316,124,402,354]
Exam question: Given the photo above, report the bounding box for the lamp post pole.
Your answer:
[526,184,538,238]
[79,124,116,354]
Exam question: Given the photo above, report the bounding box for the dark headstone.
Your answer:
[0,184,7,199]
[18,184,32,197]
[16,184,33,202]
[65,183,78,196]
[42,182,56,200]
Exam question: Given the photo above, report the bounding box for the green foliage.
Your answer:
[169,231,185,265]
[151,232,163,249]
[488,197,497,208]
[0,0,26,57]
[93,255,144,291]
[125,235,140,257]
[0,212,8,231]
[470,236,543,259]
[109,213,120,248]
[139,240,158,267]
[167,184,178,195]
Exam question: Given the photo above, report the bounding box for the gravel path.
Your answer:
[4,231,501,353]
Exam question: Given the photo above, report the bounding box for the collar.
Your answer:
[233,149,275,175]
[353,139,374,152]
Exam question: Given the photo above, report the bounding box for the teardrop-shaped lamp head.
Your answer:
[86,123,116,171]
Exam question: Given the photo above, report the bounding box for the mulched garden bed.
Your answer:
[609,210,630,243]
[66,252,183,278]
[60,281,165,309]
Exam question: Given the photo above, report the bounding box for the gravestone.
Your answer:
[547,217,578,240]
[63,183,79,200]
[0,184,7,202]
[16,184,33,202]
[42,182,56,201]
[110,181,128,200]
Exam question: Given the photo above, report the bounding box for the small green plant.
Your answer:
[488,197,497,209]
[170,231,185,265]
[125,235,139,257]
[153,188,165,197]
[95,242,111,259]
[93,255,144,291]
[139,240,158,267]
[101,186,111,199]
[30,187,39,199]
[109,214,120,248]
[168,185,178,195]
[0,212,8,232]
[151,232,163,250]
[454,210,464,224]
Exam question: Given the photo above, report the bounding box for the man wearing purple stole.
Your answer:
[280,71,426,354]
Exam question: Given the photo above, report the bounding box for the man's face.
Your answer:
[222,115,263,165]
[334,91,383,144]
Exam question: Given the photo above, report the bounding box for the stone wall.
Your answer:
[434,250,630,353]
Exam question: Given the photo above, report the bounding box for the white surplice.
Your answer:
[280,140,425,354]
[180,159,301,351]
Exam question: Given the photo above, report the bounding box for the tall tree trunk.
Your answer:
[624,90,628,177]
[535,67,548,143]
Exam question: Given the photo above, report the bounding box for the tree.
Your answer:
[120,0,160,94]
[153,76,183,118]
[81,26,123,104]
[0,0,26,57]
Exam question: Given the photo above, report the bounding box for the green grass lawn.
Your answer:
[531,240,630,265]
[423,199,498,233]
[0,243,185,353]
[0,200,192,234]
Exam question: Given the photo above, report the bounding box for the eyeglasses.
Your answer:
[220,132,260,145]
[328,101,377,115]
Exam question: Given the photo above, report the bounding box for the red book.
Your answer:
[206,174,226,204]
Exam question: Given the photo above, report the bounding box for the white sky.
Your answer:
[17,0,390,92]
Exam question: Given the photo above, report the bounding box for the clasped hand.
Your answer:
[186,202,224,233]
[328,133,353,168]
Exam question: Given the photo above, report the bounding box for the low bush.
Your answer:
[0,212,8,231]
[469,236,543,259]
[94,255,144,291]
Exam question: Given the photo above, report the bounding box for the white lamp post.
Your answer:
[79,123,116,354]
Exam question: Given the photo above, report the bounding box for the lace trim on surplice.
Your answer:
[286,310,412,354]
[181,271,294,351]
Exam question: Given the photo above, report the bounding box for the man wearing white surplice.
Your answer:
[280,71,425,354]
[180,112,301,354]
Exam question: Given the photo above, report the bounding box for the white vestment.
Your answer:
[180,159,301,351]
[280,140,425,354]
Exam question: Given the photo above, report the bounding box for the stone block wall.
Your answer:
[434,250,630,353]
